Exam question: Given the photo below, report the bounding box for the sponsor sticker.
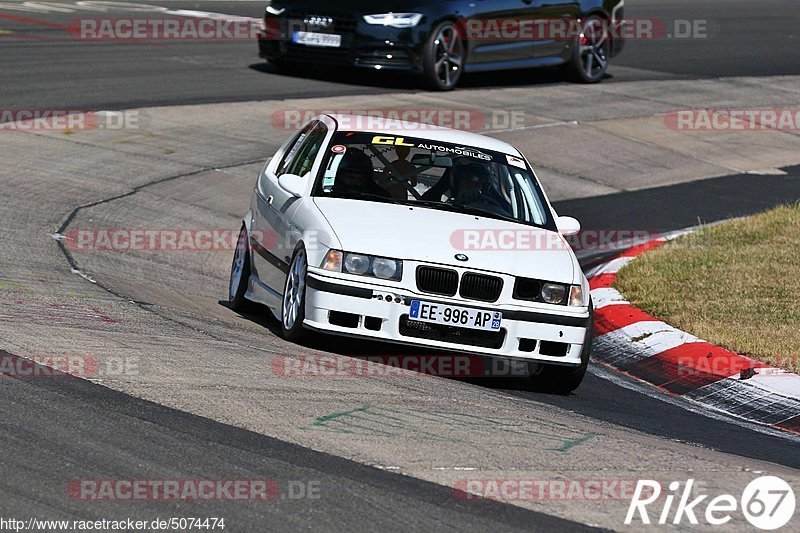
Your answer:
[507,154,526,169]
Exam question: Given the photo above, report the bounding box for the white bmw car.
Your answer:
[229,114,593,392]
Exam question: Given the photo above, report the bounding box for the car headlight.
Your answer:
[541,283,567,305]
[568,285,587,307]
[321,250,402,281]
[371,257,399,279]
[344,253,371,275]
[363,13,423,28]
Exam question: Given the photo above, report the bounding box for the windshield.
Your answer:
[312,132,555,230]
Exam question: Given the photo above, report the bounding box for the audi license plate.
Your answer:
[293,31,341,48]
[409,300,502,331]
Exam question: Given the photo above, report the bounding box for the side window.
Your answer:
[276,125,310,177]
[276,121,328,179]
[515,171,547,225]
[285,122,328,178]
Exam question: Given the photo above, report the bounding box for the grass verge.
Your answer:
[615,204,800,373]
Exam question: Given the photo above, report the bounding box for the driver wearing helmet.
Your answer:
[451,161,492,205]
[333,148,390,198]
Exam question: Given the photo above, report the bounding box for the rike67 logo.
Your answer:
[626,477,795,530]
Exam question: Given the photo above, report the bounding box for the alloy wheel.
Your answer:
[432,24,464,88]
[579,19,609,81]
[282,249,307,330]
[229,228,247,302]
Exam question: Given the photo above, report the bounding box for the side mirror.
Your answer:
[278,173,305,198]
[556,216,581,237]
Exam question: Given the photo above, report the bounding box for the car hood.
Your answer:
[313,198,576,283]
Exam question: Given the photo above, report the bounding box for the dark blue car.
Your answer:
[258,0,625,90]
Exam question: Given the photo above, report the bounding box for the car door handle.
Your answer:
[267,195,274,204]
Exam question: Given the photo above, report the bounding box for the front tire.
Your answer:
[421,21,464,91]
[527,303,594,394]
[228,226,251,310]
[281,247,308,342]
[566,16,610,83]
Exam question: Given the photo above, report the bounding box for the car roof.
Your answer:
[324,113,522,157]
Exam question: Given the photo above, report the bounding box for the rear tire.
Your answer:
[566,16,610,83]
[527,302,593,394]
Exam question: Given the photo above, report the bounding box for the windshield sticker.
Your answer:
[322,154,343,192]
[371,135,415,146]
[416,143,493,161]
[331,144,346,153]
[507,154,526,169]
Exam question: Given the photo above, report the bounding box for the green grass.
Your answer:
[615,204,800,373]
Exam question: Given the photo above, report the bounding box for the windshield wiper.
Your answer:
[450,204,522,224]
[330,192,403,205]
[409,200,521,224]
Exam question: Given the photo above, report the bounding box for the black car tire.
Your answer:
[566,16,610,83]
[228,226,251,310]
[526,302,594,394]
[281,247,308,342]
[421,20,465,91]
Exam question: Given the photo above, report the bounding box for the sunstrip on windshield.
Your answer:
[371,135,416,146]
[416,143,493,161]
[364,133,497,162]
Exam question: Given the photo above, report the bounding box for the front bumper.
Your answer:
[304,272,590,366]
[258,17,428,72]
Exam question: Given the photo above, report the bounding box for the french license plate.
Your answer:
[293,31,341,48]
[409,300,502,331]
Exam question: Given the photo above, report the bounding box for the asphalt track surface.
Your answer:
[1,166,798,531]
[1,350,596,532]
[2,0,800,531]
[0,0,798,109]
